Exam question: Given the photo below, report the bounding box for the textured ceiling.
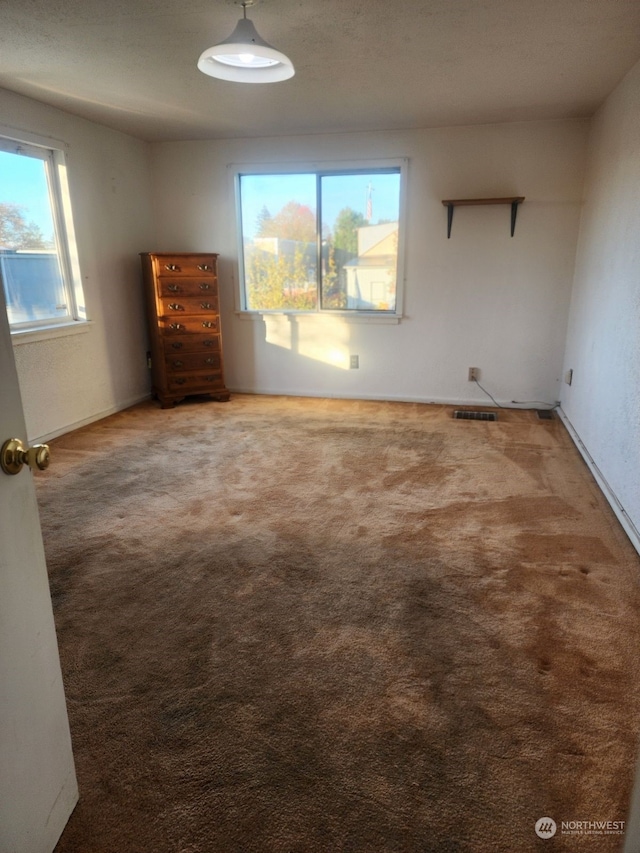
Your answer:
[0,0,639,142]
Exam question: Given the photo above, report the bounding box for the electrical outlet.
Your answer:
[350,355,359,369]
[565,368,573,386]
[468,367,480,382]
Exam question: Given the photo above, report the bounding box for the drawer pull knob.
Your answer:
[203,340,214,347]
[168,303,184,311]
[205,376,217,382]
[165,264,180,271]
[197,264,211,271]
[170,323,184,330]
[200,302,215,310]
[172,360,184,367]
[175,378,186,385]
[205,357,216,365]
[171,342,183,349]
[202,321,215,328]
[199,283,211,290]
[167,284,180,293]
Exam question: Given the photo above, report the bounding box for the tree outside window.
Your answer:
[239,168,402,314]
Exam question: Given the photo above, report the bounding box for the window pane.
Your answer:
[240,173,318,310]
[0,150,69,326]
[320,171,400,311]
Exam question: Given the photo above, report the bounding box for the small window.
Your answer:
[236,162,405,316]
[0,135,85,332]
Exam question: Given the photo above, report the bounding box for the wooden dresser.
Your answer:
[140,252,230,408]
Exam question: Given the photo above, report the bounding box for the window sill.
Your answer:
[235,311,401,325]
[11,320,93,346]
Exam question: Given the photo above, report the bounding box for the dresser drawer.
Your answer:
[167,371,225,393]
[155,257,216,276]
[160,317,220,334]
[159,296,219,316]
[157,278,217,297]
[165,352,221,372]
[163,334,220,354]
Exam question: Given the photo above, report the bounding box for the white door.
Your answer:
[0,298,78,850]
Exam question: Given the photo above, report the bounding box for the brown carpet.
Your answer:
[40,395,640,852]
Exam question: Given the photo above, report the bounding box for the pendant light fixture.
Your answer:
[197,1,294,84]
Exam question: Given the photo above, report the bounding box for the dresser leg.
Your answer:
[158,395,180,408]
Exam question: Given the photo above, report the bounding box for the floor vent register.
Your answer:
[453,410,498,422]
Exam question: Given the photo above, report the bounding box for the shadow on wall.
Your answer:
[263,313,353,371]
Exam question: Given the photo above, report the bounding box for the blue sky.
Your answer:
[0,151,56,239]
[240,171,401,240]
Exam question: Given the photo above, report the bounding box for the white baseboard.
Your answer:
[558,407,640,557]
[31,393,151,444]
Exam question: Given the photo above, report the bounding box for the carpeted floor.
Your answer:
[40,395,640,852]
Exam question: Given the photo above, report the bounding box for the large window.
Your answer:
[0,134,85,332]
[237,162,405,315]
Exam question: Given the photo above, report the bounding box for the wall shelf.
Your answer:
[441,197,525,238]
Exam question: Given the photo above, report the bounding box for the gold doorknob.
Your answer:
[1,438,51,475]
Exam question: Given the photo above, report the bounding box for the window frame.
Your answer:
[0,127,86,336]
[231,158,408,321]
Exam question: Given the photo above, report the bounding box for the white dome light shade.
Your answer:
[198,17,294,83]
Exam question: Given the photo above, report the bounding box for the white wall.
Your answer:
[150,120,588,405]
[0,88,155,442]
[561,58,640,545]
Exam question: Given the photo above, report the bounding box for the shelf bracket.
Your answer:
[510,199,521,237]
[446,203,454,239]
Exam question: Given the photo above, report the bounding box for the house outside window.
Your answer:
[0,133,86,333]
[235,161,406,318]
